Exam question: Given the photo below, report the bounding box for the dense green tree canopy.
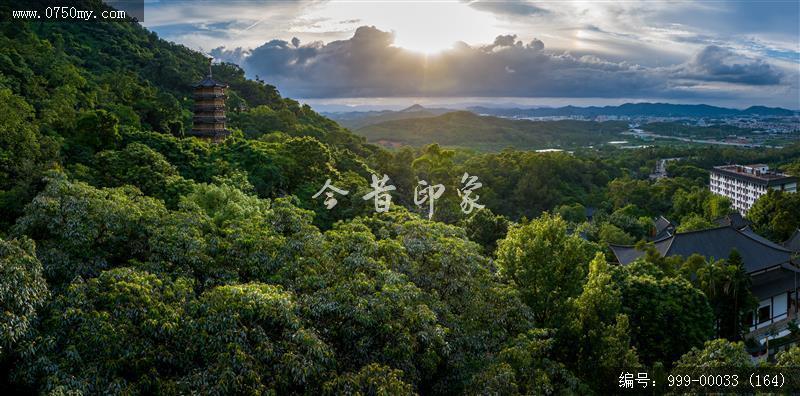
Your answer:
[673,339,753,369]
[748,189,800,242]
[0,237,48,358]
[1,5,798,394]
[14,267,193,394]
[496,213,595,327]
[618,267,715,365]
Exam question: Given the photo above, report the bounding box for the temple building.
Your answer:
[189,61,230,143]
[709,164,797,215]
[610,225,799,356]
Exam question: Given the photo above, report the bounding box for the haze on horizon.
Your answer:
[143,0,800,109]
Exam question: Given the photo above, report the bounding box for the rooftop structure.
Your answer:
[610,225,799,350]
[713,212,750,230]
[785,229,800,253]
[653,215,675,240]
[709,164,796,215]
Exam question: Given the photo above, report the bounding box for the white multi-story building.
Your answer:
[709,164,797,214]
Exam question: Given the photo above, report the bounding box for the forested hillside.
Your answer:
[2,1,800,394]
[354,111,630,151]
[326,104,453,129]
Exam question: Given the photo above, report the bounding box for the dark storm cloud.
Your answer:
[467,0,549,16]
[671,45,783,85]
[213,26,786,99]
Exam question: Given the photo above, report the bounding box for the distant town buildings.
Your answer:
[189,60,230,143]
[709,164,797,215]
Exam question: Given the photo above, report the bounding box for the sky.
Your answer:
[142,0,800,109]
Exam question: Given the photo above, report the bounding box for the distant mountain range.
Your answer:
[324,104,452,129]
[468,103,798,118]
[324,102,797,131]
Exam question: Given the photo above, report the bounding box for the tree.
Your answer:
[179,283,334,394]
[304,267,446,386]
[496,213,595,327]
[748,189,800,242]
[673,339,752,380]
[617,261,714,365]
[0,237,48,358]
[561,253,638,387]
[671,186,728,223]
[14,268,193,394]
[776,345,800,366]
[0,88,57,225]
[555,203,586,224]
[684,250,756,340]
[676,213,714,232]
[666,163,708,182]
[780,159,800,177]
[72,109,121,152]
[228,104,293,137]
[467,330,589,395]
[703,194,733,220]
[598,223,635,245]
[775,345,800,390]
[323,364,415,396]
[347,212,534,393]
[606,205,653,239]
[607,177,654,213]
[459,208,510,256]
[92,142,183,204]
[411,144,456,182]
[13,173,168,286]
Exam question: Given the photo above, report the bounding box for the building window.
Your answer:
[758,304,771,324]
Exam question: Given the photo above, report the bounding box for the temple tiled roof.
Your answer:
[713,213,750,230]
[610,225,793,273]
[653,215,675,240]
[784,229,800,253]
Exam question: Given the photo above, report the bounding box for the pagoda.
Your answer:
[189,59,231,143]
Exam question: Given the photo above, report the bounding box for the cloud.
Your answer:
[213,26,792,104]
[672,45,783,85]
[528,38,544,51]
[468,0,549,16]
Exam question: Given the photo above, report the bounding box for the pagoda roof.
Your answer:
[609,225,793,274]
[194,74,228,88]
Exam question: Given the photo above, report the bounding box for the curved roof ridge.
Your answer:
[671,224,732,236]
[653,233,674,243]
[609,233,675,248]
[608,242,636,248]
[736,226,793,253]
[662,233,677,255]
